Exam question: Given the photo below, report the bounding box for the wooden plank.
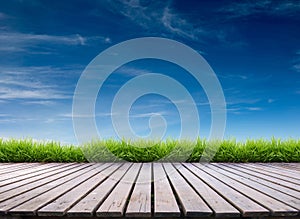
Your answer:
[244,163,300,183]
[0,162,34,169]
[0,162,298,219]
[261,163,300,175]
[273,163,300,172]
[0,163,39,175]
[126,163,152,218]
[38,163,120,216]
[0,163,75,191]
[9,163,109,216]
[96,163,141,217]
[260,163,300,173]
[210,163,300,211]
[163,163,212,217]
[261,163,300,178]
[239,163,300,186]
[0,163,93,214]
[220,163,300,199]
[153,163,180,217]
[232,163,300,191]
[183,163,269,217]
[67,163,132,217]
[0,163,62,183]
[196,163,298,217]
[0,163,85,202]
[173,163,240,218]
[0,163,22,169]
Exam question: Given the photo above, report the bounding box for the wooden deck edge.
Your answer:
[1,216,300,219]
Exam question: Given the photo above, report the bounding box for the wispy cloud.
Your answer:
[225,95,262,106]
[245,107,263,111]
[227,106,263,114]
[218,73,249,80]
[0,77,53,89]
[0,113,38,124]
[0,32,111,53]
[0,65,78,101]
[0,32,87,46]
[106,0,205,41]
[0,87,70,100]
[130,111,167,118]
[161,6,204,40]
[22,100,57,106]
[219,0,300,18]
[1,65,83,76]
[60,112,120,119]
[0,12,9,20]
[292,50,300,72]
[115,66,152,77]
[268,99,275,103]
[293,63,300,72]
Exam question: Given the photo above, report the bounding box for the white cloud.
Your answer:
[60,113,93,118]
[22,100,56,106]
[268,99,275,103]
[0,32,111,53]
[0,87,70,100]
[246,107,263,111]
[0,77,53,89]
[130,111,167,118]
[219,0,300,18]
[293,63,300,72]
[226,97,261,106]
[0,32,87,46]
[104,37,111,43]
[227,106,263,114]
[0,12,9,20]
[1,65,83,77]
[0,65,80,101]
[60,112,120,119]
[292,50,300,72]
[75,34,86,46]
[107,0,205,41]
[115,66,151,77]
[161,6,203,40]
[218,74,249,80]
[0,46,25,52]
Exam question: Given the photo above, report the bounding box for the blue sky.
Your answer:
[0,0,300,144]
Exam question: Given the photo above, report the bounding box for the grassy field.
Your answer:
[0,138,299,162]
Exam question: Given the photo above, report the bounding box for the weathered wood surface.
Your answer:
[0,162,299,218]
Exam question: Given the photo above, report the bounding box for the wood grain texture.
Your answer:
[173,163,240,218]
[233,163,300,191]
[96,163,141,217]
[68,163,131,217]
[184,163,269,217]
[38,163,119,216]
[196,163,298,217]
[163,163,212,217]
[0,162,299,218]
[126,163,152,218]
[0,163,93,214]
[153,163,180,217]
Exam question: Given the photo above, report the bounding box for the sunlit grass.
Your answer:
[0,137,299,162]
[0,138,85,162]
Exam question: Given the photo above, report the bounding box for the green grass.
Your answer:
[0,138,299,162]
[0,139,85,163]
